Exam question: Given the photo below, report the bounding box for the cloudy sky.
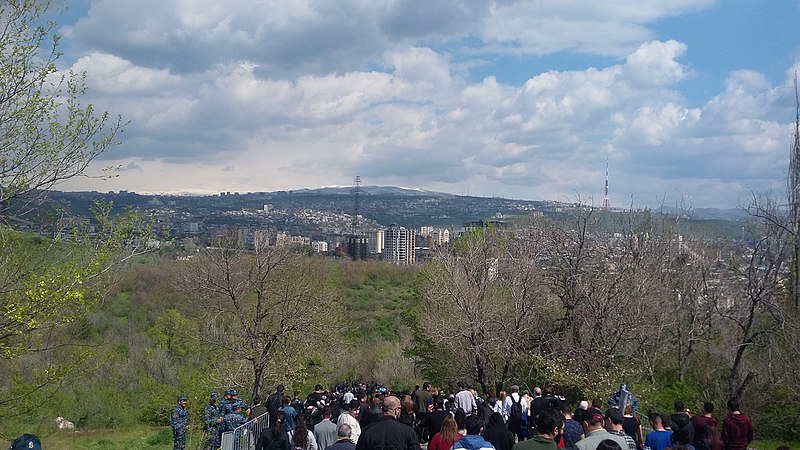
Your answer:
[52,0,800,209]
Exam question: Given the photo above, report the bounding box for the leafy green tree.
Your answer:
[0,0,133,424]
[0,0,122,211]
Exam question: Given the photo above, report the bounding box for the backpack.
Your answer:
[509,394,523,424]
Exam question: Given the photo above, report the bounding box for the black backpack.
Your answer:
[509,394,523,424]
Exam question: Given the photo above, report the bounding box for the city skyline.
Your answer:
[50,0,800,209]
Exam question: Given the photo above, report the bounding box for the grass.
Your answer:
[750,440,799,450]
[38,426,198,450]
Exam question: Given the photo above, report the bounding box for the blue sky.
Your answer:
[50,0,800,209]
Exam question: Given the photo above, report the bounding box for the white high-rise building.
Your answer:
[383,224,415,265]
[369,229,385,255]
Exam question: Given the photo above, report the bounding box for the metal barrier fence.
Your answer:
[221,411,269,450]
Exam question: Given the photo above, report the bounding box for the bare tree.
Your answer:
[789,74,800,308]
[180,232,340,399]
[416,225,554,395]
[715,195,789,399]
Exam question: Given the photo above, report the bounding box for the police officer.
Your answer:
[218,389,235,417]
[203,392,223,450]
[171,394,190,450]
[222,400,247,433]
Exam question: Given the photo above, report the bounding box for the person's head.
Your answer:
[233,401,244,414]
[441,416,461,442]
[592,398,602,409]
[434,396,445,410]
[383,395,401,418]
[283,396,291,405]
[322,406,333,419]
[727,398,740,412]
[703,402,714,414]
[498,390,506,401]
[210,392,219,404]
[423,382,431,390]
[579,400,589,410]
[510,385,520,394]
[537,408,565,438]
[674,400,686,413]
[276,384,284,393]
[605,407,624,428]
[337,423,352,441]
[624,402,633,416]
[457,381,465,389]
[597,439,623,450]
[402,396,414,414]
[582,408,605,432]
[177,394,187,406]
[648,412,663,429]
[661,414,672,429]
[10,434,41,450]
[253,395,262,405]
[349,399,361,416]
[561,402,573,417]
[295,414,307,431]
[534,386,542,396]
[292,415,309,448]
[465,413,484,435]
[272,411,286,436]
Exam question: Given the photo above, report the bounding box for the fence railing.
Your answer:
[221,411,269,450]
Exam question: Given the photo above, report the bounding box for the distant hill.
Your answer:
[659,206,751,222]
[291,185,453,197]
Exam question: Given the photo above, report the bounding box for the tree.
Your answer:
[0,0,132,421]
[181,232,340,399]
[0,0,122,214]
[789,74,800,308]
[415,226,554,395]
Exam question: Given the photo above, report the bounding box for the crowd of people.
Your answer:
[168,381,770,450]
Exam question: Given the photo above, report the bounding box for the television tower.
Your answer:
[602,158,610,211]
[347,176,368,260]
[351,175,363,236]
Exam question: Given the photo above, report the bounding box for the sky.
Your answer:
[49,0,800,209]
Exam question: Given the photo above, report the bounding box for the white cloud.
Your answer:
[55,0,800,209]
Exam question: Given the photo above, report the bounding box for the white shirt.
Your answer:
[454,389,477,415]
[502,392,528,421]
[336,411,361,444]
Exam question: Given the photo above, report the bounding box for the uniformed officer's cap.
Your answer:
[210,392,219,401]
[230,389,238,396]
[178,394,188,401]
[233,400,245,410]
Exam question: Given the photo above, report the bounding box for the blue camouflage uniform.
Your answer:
[171,395,190,450]
[218,389,236,417]
[222,401,247,432]
[203,392,221,450]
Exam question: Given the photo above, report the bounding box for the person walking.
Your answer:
[355,395,420,450]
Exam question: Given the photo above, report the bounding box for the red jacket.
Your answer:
[722,413,752,450]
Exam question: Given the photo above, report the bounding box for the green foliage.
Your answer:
[635,380,699,415]
[0,0,124,206]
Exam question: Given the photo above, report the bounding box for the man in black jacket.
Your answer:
[356,396,420,450]
[266,384,285,426]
